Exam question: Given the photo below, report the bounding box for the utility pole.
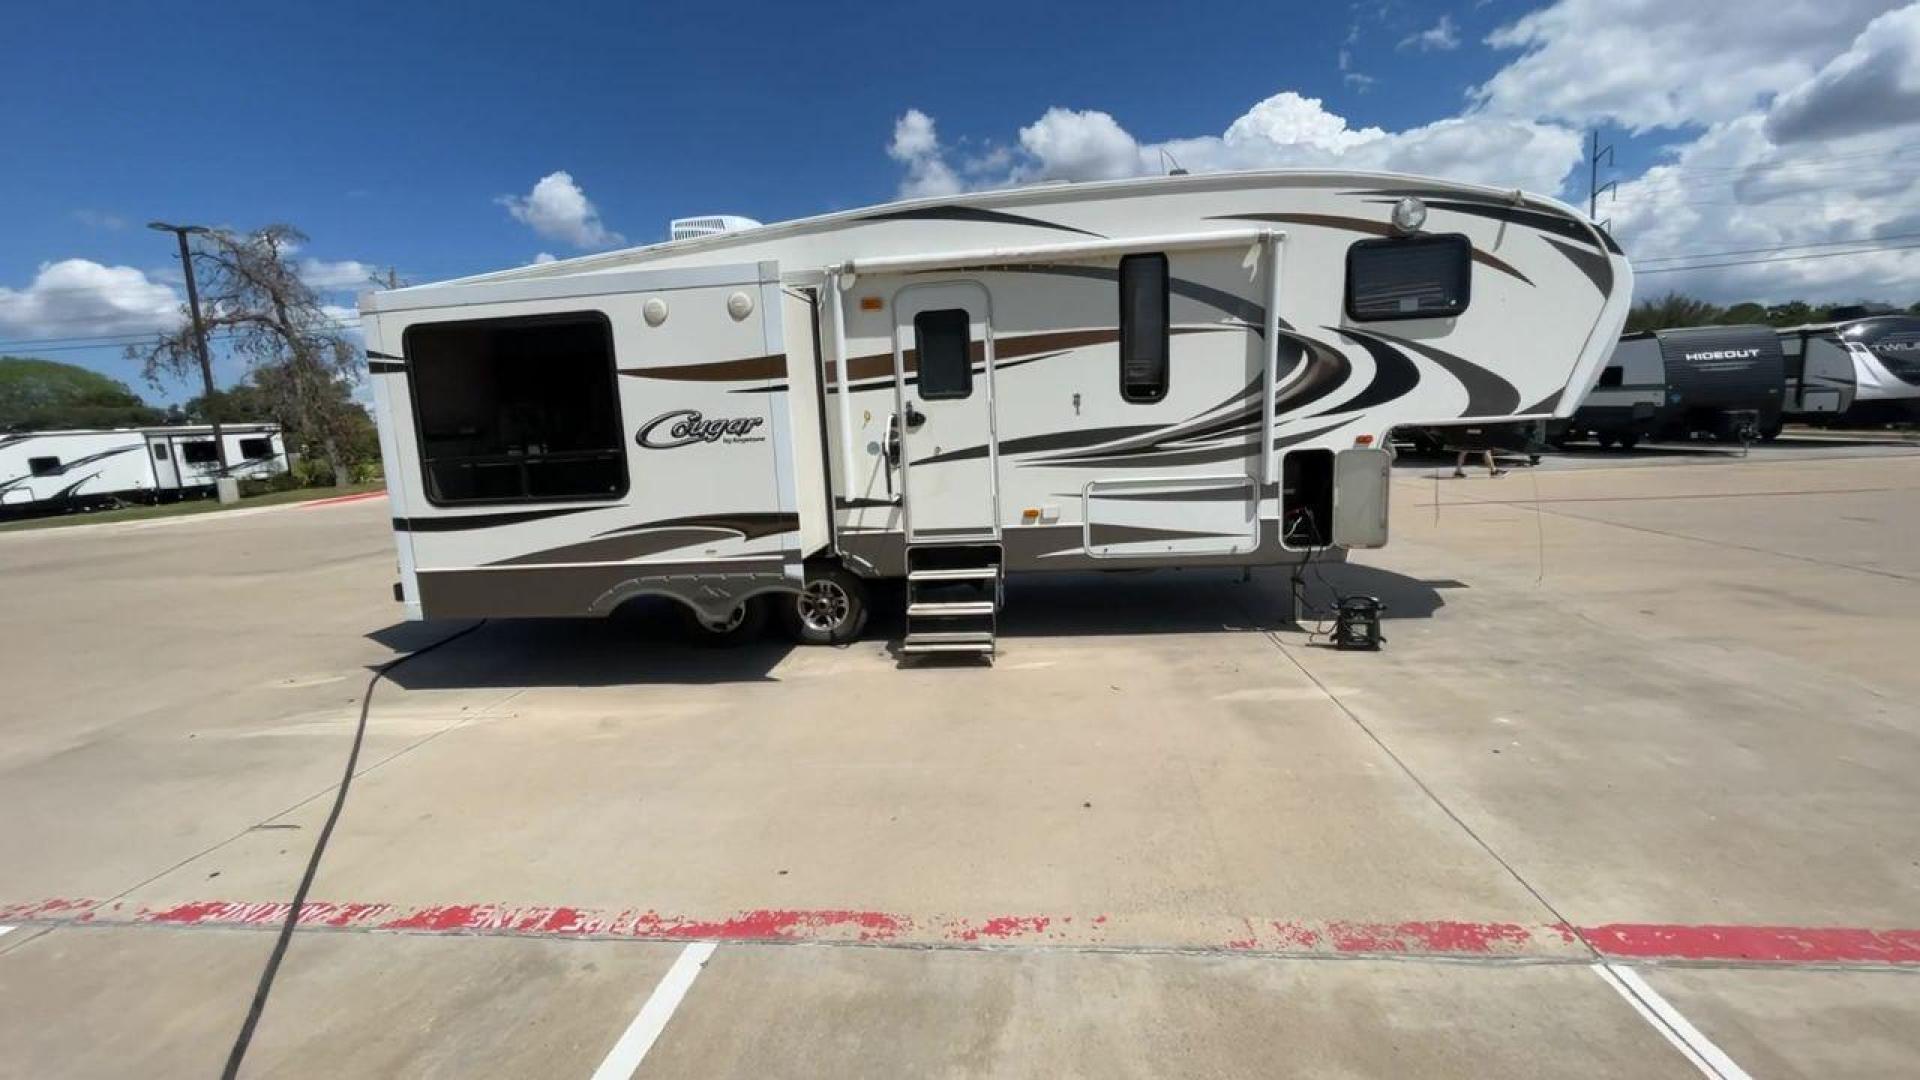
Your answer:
[148,221,231,476]
[384,266,400,290]
[1587,128,1618,228]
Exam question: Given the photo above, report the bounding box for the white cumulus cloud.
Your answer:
[298,257,376,291]
[1767,3,1920,144]
[1474,0,1899,131]
[888,109,963,198]
[497,171,625,249]
[0,259,182,338]
[901,93,1584,197]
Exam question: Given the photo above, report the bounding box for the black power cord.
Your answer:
[220,619,487,1080]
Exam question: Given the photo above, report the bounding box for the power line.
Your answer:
[1635,230,1920,263]
[1637,240,1920,274]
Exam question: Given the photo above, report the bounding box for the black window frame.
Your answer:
[181,440,218,465]
[402,310,629,508]
[1344,233,1473,323]
[28,455,61,476]
[912,308,974,401]
[238,436,274,459]
[1118,252,1171,403]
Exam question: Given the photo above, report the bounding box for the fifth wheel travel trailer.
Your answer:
[359,170,1632,658]
[1779,314,1920,426]
[0,424,287,517]
[1561,325,1785,448]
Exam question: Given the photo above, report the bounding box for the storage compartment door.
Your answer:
[1331,448,1390,549]
[1084,477,1257,558]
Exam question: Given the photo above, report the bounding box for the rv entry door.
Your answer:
[892,282,999,543]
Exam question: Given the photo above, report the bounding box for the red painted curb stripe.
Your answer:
[297,490,388,508]
[1582,923,1920,965]
[4,899,1916,965]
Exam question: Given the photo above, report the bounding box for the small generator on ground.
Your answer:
[1334,596,1385,651]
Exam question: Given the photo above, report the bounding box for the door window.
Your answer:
[913,308,973,400]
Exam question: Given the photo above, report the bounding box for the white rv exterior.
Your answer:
[0,424,287,514]
[1779,315,1920,424]
[360,170,1632,652]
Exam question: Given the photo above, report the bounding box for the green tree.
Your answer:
[1764,301,1818,327]
[182,370,378,482]
[130,224,364,483]
[1625,292,1725,333]
[1719,301,1767,325]
[0,357,165,431]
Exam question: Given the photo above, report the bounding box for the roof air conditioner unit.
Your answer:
[669,215,763,241]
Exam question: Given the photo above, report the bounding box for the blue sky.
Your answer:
[4,0,1916,402]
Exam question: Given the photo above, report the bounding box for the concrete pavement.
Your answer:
[3,442,1918,1077]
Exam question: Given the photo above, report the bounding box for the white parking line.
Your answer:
[0,925,12,937]
[589,942,716,1080]
[1593,963,1752,1080]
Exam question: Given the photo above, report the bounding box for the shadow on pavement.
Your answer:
[992,563,1443,638]
[365,566,1444,684]
[367,600,794,688]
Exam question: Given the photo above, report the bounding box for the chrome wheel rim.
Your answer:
[797,580,851,632]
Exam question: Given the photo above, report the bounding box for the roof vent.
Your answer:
[669,215,763,241]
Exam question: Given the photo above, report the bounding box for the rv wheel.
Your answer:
[785,567,870,646]
[679,597,769,647]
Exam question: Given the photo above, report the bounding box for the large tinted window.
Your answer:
[181,441,218,465]
[1119,253,1170,402]
[914,309,973,400]
[404,312,627,505]
[239,437,273,459]
[1346,234,1471,322]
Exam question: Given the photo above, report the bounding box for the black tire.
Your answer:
[1617,434,1639,451]
[1595,433,1618,449]
[678,596,770,647]
[1759,420,1783,442]
[782,566,870,646]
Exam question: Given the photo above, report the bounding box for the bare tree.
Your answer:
[132,224,363,483]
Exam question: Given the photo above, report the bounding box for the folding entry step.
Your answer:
[902,543,1002,660]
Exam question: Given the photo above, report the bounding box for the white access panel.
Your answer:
[1332,448,1391,549]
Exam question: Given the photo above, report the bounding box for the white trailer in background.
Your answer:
[0,423,287,515]
[360,169,1632,658]
[1780,315,1920,425]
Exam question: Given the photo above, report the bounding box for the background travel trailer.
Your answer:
[1779,314,1920,426]
[360,170,1631,652]
[0,424,287,515]
[1560,325,1784,448]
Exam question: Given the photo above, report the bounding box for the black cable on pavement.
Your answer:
[220,619,487,1080]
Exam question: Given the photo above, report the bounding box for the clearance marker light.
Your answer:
[1355,434,1375,446]
[1021,508,1041,523]
[859,296,884,311]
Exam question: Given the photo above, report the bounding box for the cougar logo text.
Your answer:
[637,409,767,449]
